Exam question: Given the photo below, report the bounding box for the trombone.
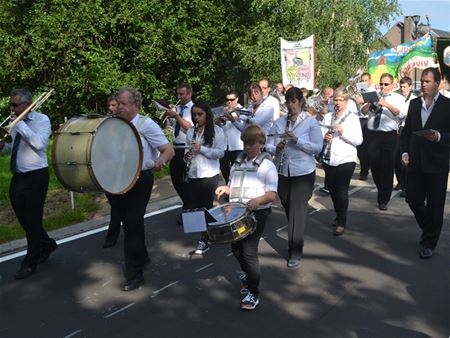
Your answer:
[0,89,54,143]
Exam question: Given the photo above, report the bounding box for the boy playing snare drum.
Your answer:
[216,125,278,310]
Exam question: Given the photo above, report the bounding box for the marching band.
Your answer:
[1,67,450,311]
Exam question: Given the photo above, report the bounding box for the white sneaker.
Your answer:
[194,240,210,255]
[240,292,259,310]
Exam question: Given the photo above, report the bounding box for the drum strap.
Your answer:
[231,152,271,203]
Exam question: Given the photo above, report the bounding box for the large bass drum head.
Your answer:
[91,117,141,194]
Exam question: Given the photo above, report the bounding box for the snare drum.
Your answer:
[52,116,143,194]
[207,203,256,244]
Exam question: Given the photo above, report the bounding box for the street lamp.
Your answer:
[411,15,421,89]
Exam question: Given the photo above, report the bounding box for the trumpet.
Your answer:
[0,89,54,143]
[152,99,180,130]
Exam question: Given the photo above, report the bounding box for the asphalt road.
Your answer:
[0,183,449,338]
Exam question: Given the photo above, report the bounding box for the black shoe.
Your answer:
[287,259,300,268]
[14,265,36,280]
[102,239,117,248]
[333,226,345,236]
[400,189,406,198]
[359,174,368,181]
[176,213,183,226]
[319,187,330,194]
[419,247,433,259]
[37,242,58,264]
[122,276,144,291]
[378,203,388,211]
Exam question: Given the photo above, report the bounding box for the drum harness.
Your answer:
[231,151,272,203]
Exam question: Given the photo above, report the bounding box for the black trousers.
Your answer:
[278,172,315,260]
[170,147,187,207]
[108,170,154,281]
[323,162,356,227]
[406,171,448,250]
[9,168,55,267]
[220,149,241,185]
[104,193,122,243]
[357,118,370,176]
[232,208,269,296]
[184,175,219,241]
[394,128,407,189]
[367,130,397,204]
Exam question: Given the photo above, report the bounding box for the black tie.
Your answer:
[10,132,22,173]
[373,109,382,129]
[174,105,186,138]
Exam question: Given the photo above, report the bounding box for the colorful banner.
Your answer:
[367,33,437,84]
[280,35,315,90]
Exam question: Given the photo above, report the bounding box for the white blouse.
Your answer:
[185,124,225,178]
[267,112,323,177]
[321,109,363,166]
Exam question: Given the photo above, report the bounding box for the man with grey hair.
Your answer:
[113,87,174,291]
[0,89,56,280]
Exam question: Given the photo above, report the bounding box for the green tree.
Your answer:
[0,0,400,124]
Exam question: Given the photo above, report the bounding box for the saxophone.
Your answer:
[184,124,198,183]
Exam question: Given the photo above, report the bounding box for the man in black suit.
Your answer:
[401,67,450,259]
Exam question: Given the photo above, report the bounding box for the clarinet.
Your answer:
[277,110,291,174]
[184,124,198,183]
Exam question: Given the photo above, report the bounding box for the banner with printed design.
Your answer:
[367,32,437,84]
[280,35,315,90]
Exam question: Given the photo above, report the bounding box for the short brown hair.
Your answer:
[241,125,266,145]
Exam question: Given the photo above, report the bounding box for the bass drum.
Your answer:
[207,203,256,244]
[52,116,142,194]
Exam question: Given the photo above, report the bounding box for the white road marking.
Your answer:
[0,205,182,263]
[63,329,82,338]
[103,303,136,319]
[349,186,363,195]
[276,225,288,232]
[152,280,180,296]
[309,208,321,215]
[226,252,234,257]
[194,263,214,273]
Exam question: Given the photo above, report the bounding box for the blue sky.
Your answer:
[380,0,450,34]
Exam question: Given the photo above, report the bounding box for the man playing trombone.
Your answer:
[0,89,56,280]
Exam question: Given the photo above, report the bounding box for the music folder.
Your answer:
[182,208,217,233]
[361,91,379,104]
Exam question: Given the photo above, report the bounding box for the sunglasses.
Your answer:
[226,97,237,101]
[379,83,391,86]
[10,102,22,108]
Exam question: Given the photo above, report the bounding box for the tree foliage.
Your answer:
[0,0,399,124]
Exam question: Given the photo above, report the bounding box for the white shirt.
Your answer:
[267,112,323,176]
[229,157,278,209]
[222,105,243,151]
[367,92,406,131]
[185,124,225,178]
[233,99,274,134]
[321,110,363,166]
[421,92,440,127]
[131,114,169,170]
[400,92,417,127]
[1,111,51,173]
[172,100,194,144]
[265,95,281,120]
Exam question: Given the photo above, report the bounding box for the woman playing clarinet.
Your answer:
[184,100,225,254]
[320,88,362,236]
[267,87,323,269]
